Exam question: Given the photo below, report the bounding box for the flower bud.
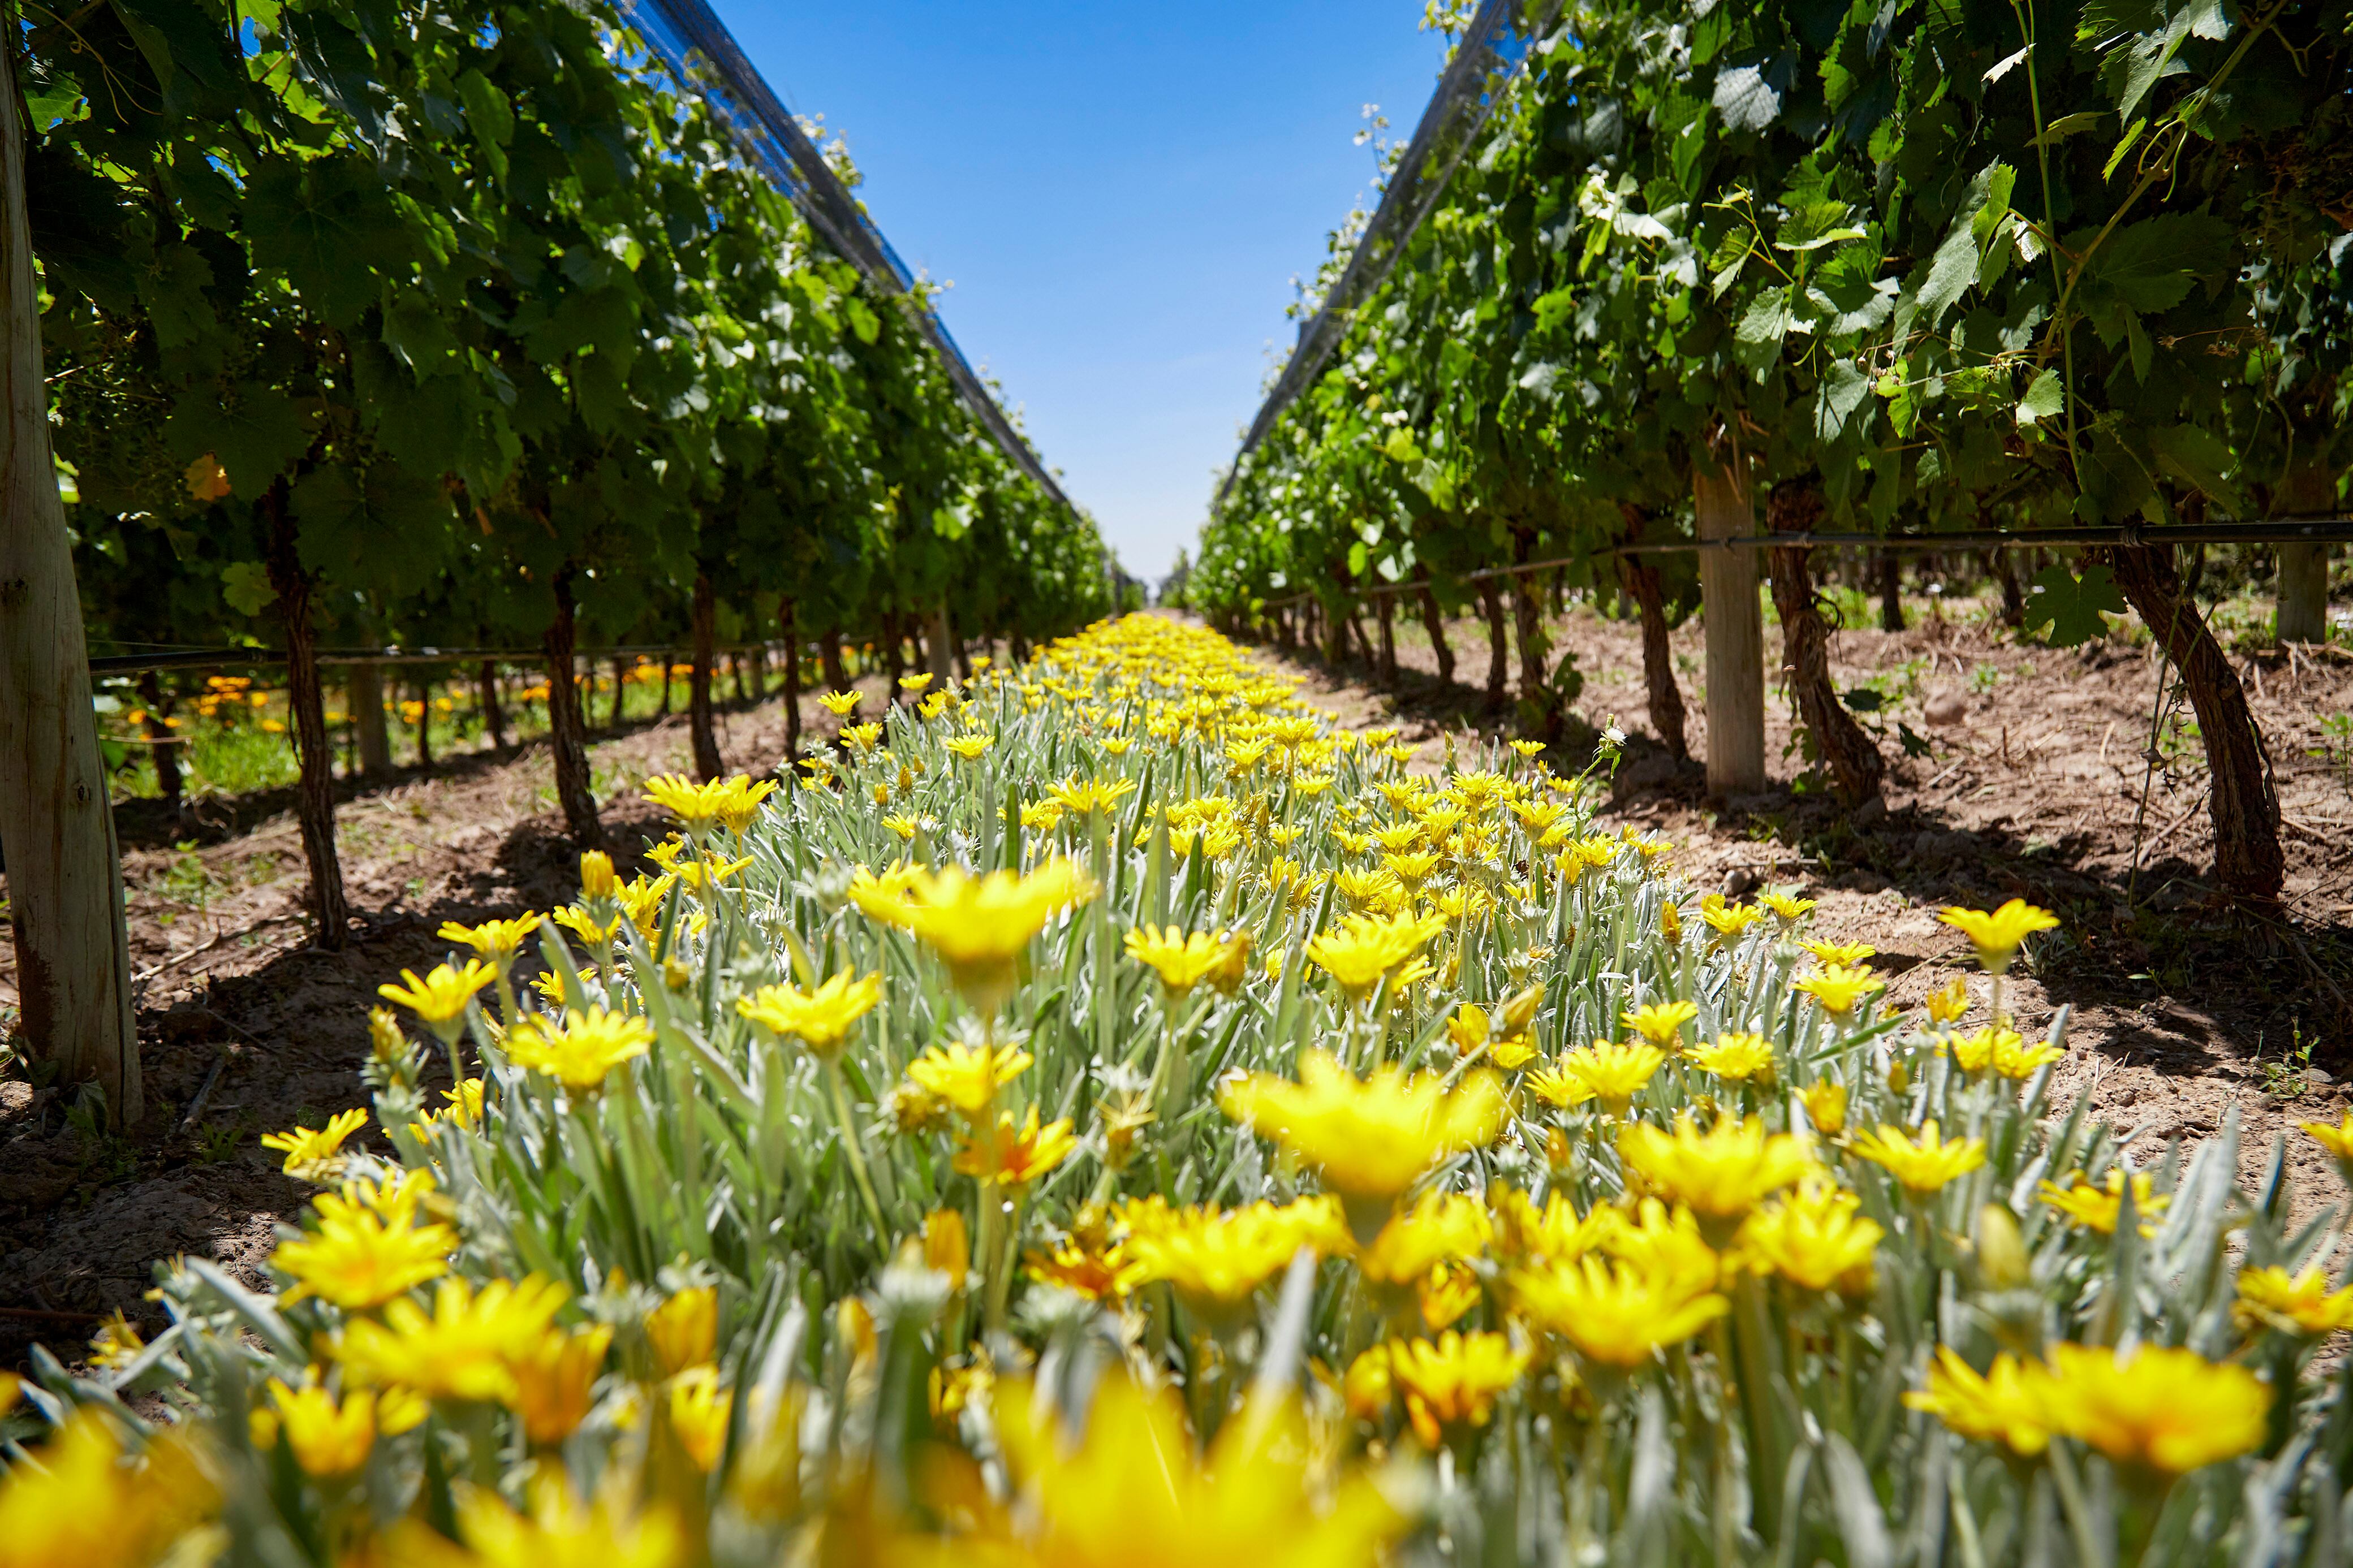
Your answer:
[1498,983,1545,1040]
[368,1006,406,1062]
[580,850,617,900]
[1975,1203,2031,1291]
[1343,1344,1394,1423]
[1797,1079,1847,1137]
[922,1208,970,1284]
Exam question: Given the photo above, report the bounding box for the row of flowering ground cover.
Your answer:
[7,615,2353,1566]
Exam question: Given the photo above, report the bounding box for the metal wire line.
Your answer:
[1240,515,2353,610]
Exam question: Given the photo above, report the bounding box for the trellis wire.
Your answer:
[1244,516,2353,610]
[87,641,791,679]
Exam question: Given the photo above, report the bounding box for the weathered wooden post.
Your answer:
[0,58,140,1122]
[1694,435,1765,796]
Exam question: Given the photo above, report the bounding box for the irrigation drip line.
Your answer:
[87,641,788,678]
[1217,0,1562,508]
[620,0,1073,515]
[1246,516,2353,609]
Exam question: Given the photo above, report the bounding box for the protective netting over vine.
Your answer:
[623,0,1072,510]
[1227,0,1563,490]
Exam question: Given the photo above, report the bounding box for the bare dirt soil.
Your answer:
[3,599,2350,1373]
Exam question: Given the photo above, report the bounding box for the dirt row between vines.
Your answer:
[2,603,2350,1371]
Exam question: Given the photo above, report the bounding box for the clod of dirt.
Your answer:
[1923,686,1969,726]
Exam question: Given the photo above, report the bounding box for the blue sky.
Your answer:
[705,2,1451,582]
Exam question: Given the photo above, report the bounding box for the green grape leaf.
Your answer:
[139,244,218,349]
[2030,111,2106,145]
[455,67,514,183]
[2075,426,2156,521]
[107,0,174,87]
[220,560,278,617]
[1733,286,1792,375]
[2016,368,2063,427]
[166,383,312,495]
[1915,224,1981,325]
[2147,423,2246,512]
[244,158,412,327]
[1805,273,1899,335]
[382,287,462,378]
[2020,564,2126,647]
[292,461,452,594]
[1812,359,1873,443]
[2077,213,2234,316]
[1714,56,1788,133]
[25,65,83,132]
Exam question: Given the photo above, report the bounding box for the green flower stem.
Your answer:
[975,1183,1004,1330]
[1145,994,1191,1122]
[1090,808,1115,1070]
[2046,1440,2113,1568]
[984,1185,1026,1334]
[1568,1399,1611,1558]
[1727,1278,1786,1540]
[1949,1463,1989,1568]
[824,1058,887,1241]
[490,965,520,1033]
[432,1017,471,1091]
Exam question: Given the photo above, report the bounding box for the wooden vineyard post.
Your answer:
[0,57,140,1121]
[1694,440,1765,796]
[2277,545,2328,644]
[351,662,391,775]
[926,605,955,683]
[689,570,722,781]
[479,660,507,751]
